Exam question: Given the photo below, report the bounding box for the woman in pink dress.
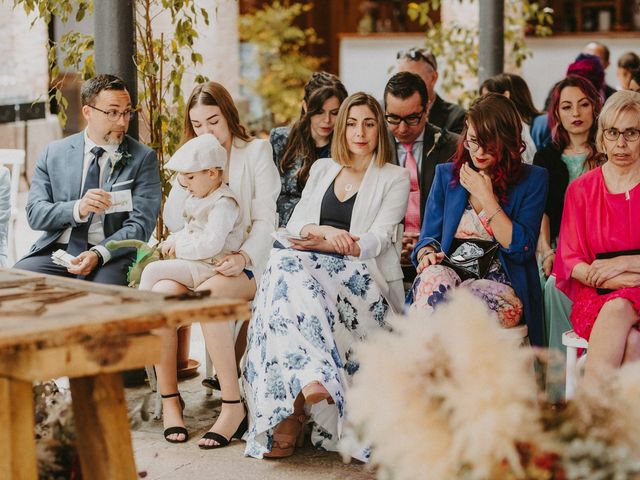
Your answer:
[554,90,640,378]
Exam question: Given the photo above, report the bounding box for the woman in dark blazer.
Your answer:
[533,76,604,350]
[410,93,548,346]
[533,75,604,278]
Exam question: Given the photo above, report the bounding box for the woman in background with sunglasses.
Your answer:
[553,90,640,378]
[409,93,548,346]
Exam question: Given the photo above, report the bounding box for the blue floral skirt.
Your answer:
[243,248,390,460]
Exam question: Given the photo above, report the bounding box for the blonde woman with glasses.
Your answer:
[554,90,640,379]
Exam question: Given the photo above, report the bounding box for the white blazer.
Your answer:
[164,138,280,281]
[287,157,410,312]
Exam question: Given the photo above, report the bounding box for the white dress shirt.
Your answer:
[394,127,425,173]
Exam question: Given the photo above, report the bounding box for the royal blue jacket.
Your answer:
[411,162,549,346]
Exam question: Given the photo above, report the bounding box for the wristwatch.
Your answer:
[89,247,104,267]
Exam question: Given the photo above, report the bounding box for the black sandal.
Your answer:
[161,392,188,443]
[198,399,247,450]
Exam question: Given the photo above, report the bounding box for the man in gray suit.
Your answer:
[14,74,161,285]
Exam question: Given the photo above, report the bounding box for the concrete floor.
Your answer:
[13,191,375,480]
[125,326,375,480]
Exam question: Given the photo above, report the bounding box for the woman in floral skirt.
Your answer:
[243,92,409,460]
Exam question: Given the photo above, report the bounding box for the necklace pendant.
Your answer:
[344,183,353,192]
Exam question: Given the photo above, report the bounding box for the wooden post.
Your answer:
[70,373,138,480]
[0,378,37,480]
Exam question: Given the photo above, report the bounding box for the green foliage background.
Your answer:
[408,0,553,107]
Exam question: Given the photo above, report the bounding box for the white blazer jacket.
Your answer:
[165,138,280,281]
[287,157,410,312]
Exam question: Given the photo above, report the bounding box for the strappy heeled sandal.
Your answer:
[263,413,309,458]
[199,399,248,450]
[161,392,188,444]
[301,381,334,405]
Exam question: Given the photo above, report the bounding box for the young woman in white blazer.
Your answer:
[154,82,280,448]
[243,92,410,460]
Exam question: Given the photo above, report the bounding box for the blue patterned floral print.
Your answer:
[284,350,311,370]
[344,272,372,298]
[273,276,289,302]
[315,254,347,276]
[337,295,358,330]
[265,362,287,401]
[298,313,327,350]
[279,255,303,273]
[268,309,290,335]
[303,277,326,299]
[243,249,389,461]
[244,359,257,384]
[369,297,389,327]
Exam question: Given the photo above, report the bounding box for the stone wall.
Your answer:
[0,3,49,103]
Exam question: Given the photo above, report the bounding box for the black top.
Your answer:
[319,180,357,230]
[532,143,569,241]
[427,94,466,134]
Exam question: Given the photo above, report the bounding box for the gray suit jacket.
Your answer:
[24,132,161,260]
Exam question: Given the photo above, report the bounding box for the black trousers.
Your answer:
[13,243,135,286]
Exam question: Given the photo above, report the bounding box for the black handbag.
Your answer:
[441,238,500,281]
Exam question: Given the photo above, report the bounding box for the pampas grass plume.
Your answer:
[346,289,543,480]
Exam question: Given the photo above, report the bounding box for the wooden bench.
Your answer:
[0,268,250,480]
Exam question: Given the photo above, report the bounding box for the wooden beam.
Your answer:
[0,334,161,381]
[0,378,37,480]
[70,373,138,480]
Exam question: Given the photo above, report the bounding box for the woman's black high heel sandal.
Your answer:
[199,399,248,450]
[161,392,189,443]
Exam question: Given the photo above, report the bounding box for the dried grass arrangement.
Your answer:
[345,290,640,480]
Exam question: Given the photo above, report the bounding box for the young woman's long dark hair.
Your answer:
[280,73,348,187]
[548,75,604,171]
[453,93,524,202]
[480,73,540,125]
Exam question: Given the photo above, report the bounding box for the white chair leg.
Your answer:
[565,345,578,400]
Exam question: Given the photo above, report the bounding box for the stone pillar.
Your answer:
[478,0,504,82]
[189,0,241,98]
[94,0,138,139]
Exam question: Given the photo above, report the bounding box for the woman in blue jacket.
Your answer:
[410,93,548,346]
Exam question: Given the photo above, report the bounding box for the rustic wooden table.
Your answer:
[0,268,251,480]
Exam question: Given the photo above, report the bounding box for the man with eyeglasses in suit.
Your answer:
[397,47,466,134]
[383,71,459,279]
[14,74,161,285]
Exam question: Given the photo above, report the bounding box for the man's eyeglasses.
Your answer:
[463,139,481,153]
[603,128,640,142]
[396,48,438,71]
[88,105,137,122]
[385,109,425,126]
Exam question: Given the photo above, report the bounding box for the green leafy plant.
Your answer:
[407,0,553,107]
[239,1,324,129]
[12,0,210,240]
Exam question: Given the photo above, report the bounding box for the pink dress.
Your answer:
[553,167,640,340]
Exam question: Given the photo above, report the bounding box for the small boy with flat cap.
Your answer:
[139,134,244,289]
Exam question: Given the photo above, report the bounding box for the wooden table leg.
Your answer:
[0,377,37,480]
[70,373,138,480]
